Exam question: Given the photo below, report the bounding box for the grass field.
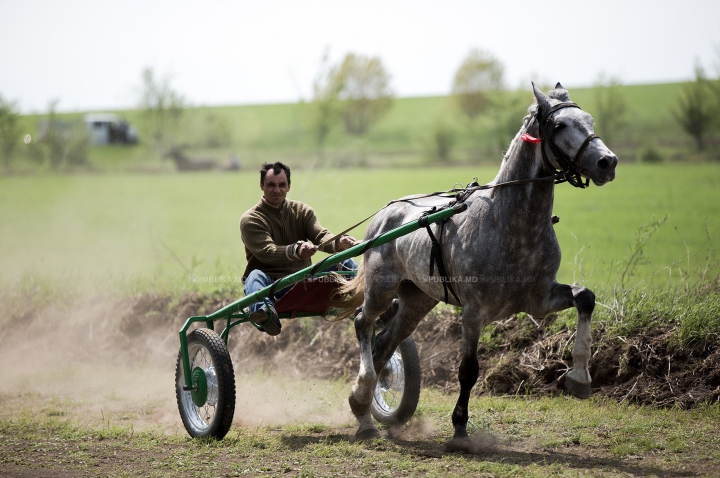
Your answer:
[2,387,719,477]
[5,81,720,477]
[13,81,713,174]
[1,163,718,294]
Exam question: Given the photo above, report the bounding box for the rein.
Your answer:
[317,174,556,249]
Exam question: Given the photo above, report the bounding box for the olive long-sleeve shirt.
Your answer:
[240,198,338,281]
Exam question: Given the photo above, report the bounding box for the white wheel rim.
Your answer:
[178,342,220,433]
[373,350,405,414]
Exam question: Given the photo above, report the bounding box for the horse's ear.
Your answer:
[532,81,551,113]
[554,82,571,101]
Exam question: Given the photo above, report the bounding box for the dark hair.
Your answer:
[259,162,291,185]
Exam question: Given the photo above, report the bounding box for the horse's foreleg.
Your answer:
[539,283,595,399]
[565,285,595,398]
[348,310,380,440]
[452,309,484,440]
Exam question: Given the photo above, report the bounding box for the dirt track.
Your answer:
[2,289,718,434]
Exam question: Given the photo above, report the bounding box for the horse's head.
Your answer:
[531,82,618,187]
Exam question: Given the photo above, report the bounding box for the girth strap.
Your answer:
[419,209,461,305]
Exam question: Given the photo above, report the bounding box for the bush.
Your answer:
[426,118,456,162]
[639,145,663,164]
[37,101,90,169]
[0,94,21,172]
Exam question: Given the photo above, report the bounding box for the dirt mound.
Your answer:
[6,291,717,409]
[114,292,720,408]
[415,310,720,407]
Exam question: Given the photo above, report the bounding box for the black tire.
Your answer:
[371,335,421,425]
[175,328,236,439]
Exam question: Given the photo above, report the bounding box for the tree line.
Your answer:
[1,47,720,173]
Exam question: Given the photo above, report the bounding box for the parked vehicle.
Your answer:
[83,113,138,145]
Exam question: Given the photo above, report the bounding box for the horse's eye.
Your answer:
[554,122,566,131]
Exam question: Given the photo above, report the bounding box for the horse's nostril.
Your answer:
[598,158,609,169]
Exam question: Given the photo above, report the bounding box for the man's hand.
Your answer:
[297,241,317,259]
[338,235,359,251]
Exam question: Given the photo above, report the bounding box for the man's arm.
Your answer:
[301,207,338,253]
[301,206,358,253]
[240,216,296,265]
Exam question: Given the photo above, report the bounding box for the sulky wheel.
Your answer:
[175,328,236,439]
[371,335,421,425]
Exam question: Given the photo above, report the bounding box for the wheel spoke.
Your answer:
[373,350,404,413]
[181,339,221,430]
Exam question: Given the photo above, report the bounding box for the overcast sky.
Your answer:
[1,0,719,113]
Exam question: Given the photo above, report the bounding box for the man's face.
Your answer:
[261,169,290,207]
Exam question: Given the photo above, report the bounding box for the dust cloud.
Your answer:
[444,430,500,454]
[0,294,353,434]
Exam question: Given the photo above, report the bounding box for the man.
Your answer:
[240,162,358,335]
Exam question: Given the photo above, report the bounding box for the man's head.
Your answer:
[259,162,291,208]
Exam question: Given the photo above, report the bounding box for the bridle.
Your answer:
[531,102,601,189]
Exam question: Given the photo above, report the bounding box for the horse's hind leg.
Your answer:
[451,305,487,440]
[371,281,438,374]
[349,280,437,439]
[348,306,381,439]
[348,278,398,440]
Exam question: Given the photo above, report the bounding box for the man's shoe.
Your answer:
[250,305,281,336]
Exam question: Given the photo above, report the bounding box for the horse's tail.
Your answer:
[326,262,365,321]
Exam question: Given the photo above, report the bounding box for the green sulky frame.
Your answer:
[178,202,467,392]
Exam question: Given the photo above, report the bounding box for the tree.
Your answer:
[451,49,504,121]
[673,65,715,150]
[703,42,720,130]
[331,53,394,136]
[0,94,21,172]
[593,75,629,146]
[138,67,186,155]
[426,117,457,162]
[493,89,533,150]
[308,50,343,156]
[39,100,90,169]
[42,100,66,168]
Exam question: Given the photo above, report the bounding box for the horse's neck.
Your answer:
[489,135,556,225]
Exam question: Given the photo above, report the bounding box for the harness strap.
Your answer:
[419,209,461,305]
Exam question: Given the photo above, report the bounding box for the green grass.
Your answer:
[2,390,719,477]
[12,81,709,173]
[0,164,718,294]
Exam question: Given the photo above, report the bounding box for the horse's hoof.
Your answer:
[452,429,469,440]
[444,436,473,453]
[355,427,381,441]
[565,376,591,399]
[348,394,370,417]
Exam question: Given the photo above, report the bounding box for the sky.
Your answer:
[1,0,719,113]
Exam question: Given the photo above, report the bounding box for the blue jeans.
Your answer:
[244,258,358,313]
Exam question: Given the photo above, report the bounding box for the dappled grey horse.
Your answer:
[338,83,618,441]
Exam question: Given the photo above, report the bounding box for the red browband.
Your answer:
[520,133,542,143]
